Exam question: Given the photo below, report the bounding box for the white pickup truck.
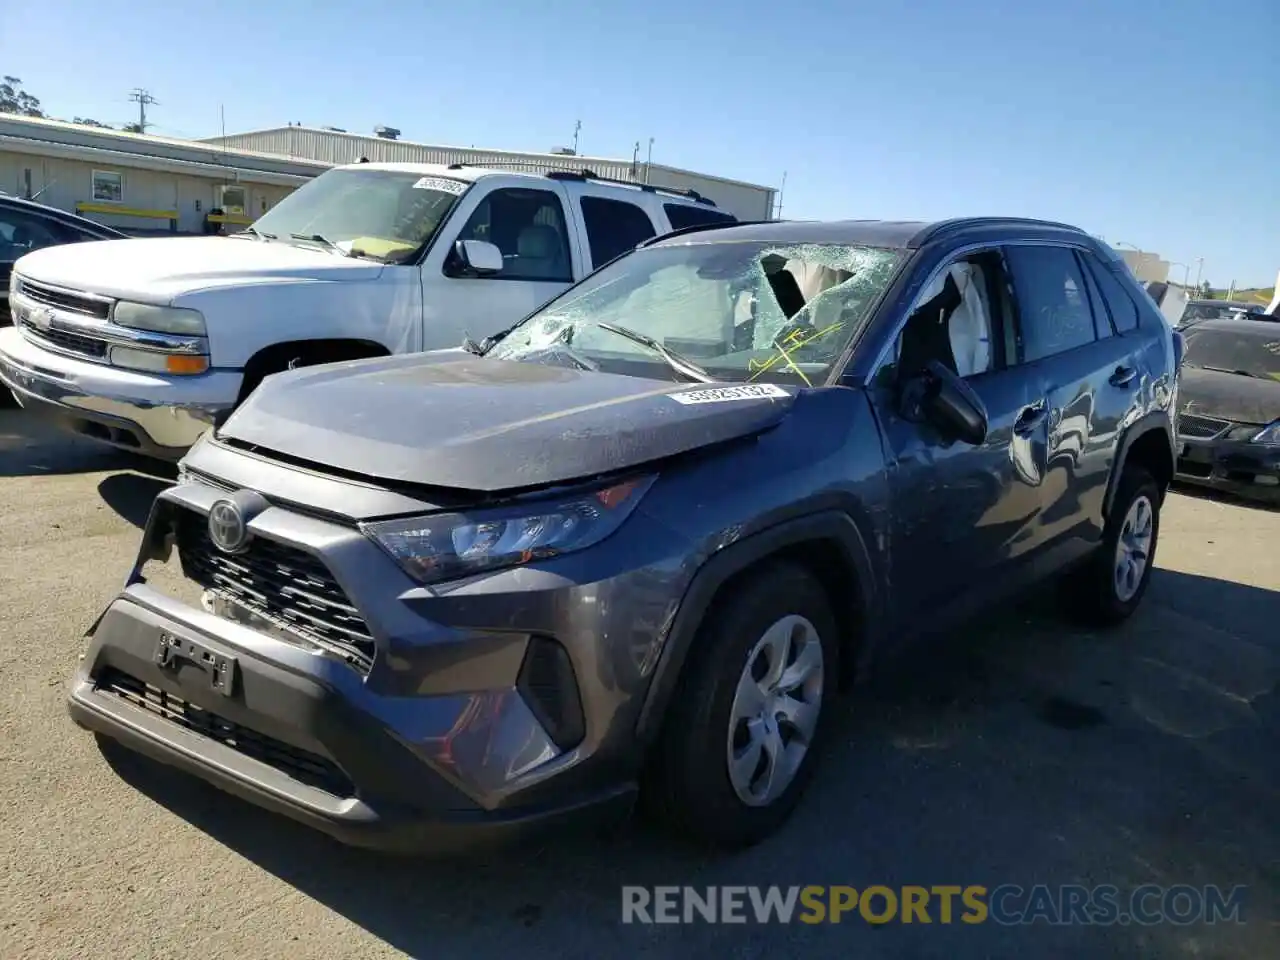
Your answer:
[0,162,736,458]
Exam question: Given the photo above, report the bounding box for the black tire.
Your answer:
[1062,466,1162,626]
[642,562,839,849]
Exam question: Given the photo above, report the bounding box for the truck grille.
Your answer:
[14,276,112,319]
[1178,413,1231,439]
[174,510,376,673]
[96,668,355,797]
[18,316,110,359]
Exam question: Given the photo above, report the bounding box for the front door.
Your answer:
[423,182,582,348]
[868,249,1051,631]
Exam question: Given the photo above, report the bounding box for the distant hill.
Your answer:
[1207,288,1273,305]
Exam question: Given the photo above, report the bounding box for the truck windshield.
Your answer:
[250,168,467,263]
[486,240,904,386]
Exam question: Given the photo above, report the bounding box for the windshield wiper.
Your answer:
[234,226,277,241]
[290,232,354,257]
[1199,365,1262,379]
[594,321,715,383]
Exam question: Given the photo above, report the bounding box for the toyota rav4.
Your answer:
[69,217,1181,852]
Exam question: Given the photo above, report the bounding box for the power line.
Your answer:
[127,88,158,133]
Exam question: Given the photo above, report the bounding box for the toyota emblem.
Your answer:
[208,499,249,554]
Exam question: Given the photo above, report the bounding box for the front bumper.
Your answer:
[1175,434,1280,502]
[0,326,237,458]
[69,470,691,852]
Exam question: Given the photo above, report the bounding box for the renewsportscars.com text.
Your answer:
[620,884,1247,926]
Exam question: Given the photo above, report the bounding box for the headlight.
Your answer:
[1252,421,1280,445]
[113,301,207,336]
[363,476,655,584]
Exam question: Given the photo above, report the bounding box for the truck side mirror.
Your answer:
[454,239,503,276]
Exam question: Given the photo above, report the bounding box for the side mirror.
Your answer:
[904,360,989,446]
[454,239,503,276]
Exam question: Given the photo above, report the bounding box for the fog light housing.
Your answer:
[517,636,585,751]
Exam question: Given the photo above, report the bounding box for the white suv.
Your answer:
[0,162,736,458]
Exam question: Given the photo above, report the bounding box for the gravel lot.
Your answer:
[1,408,1277,959]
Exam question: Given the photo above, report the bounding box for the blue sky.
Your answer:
[2,0,1276,286]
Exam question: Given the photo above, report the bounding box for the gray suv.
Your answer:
[69,218,1181,852]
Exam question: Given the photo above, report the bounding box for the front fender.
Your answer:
[187,276,420,368]
[633,509,883,745]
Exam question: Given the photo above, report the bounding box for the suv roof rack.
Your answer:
[445,161,716,206]
[544,169,715,207]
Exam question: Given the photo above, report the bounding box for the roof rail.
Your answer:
[638,218,774,247]
[544,168,715,206]
[915,216,1089,246]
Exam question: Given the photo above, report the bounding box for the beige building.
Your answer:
[0,114,329,234]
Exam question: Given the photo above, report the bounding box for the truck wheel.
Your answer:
[1062,466,1161,625]
[644,562,838,849]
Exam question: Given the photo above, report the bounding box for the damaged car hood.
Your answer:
[216,352,798,491]
[1179,366,1280,425]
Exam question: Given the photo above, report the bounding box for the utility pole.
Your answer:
[571,119,581,155]
[645,137,654,184]
[128,88,158,133]
[1194,257,1204,291]
[775,171,787,219]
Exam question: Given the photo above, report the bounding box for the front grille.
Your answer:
[18,317,109,359]
[174,510,375,673]
[96,668,354,796]
[15,276,111,319]
[1178,413,1231,439]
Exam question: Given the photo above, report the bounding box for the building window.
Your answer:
[220,185,246,214]
[92,170,123,203]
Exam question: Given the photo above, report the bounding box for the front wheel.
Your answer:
[643,563,839,849]
[1063,466,1161,625]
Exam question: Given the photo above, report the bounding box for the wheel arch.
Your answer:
[236,337,392,404]
[634,510,882,746]
[1104,411,1175,517]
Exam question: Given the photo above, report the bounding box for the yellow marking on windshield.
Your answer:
[747,321,845,385]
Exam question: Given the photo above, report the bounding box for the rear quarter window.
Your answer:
[1082,254,1141,333]
[663,203,738,231]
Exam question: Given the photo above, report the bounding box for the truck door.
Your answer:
[422,180,582,349]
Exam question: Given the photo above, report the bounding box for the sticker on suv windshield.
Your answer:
[412,176,468,194]
[669,384,789,405]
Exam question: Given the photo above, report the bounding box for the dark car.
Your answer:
[1181,298,1268,326]
[68,217,1180,853]
[1174,318,1280,500]
[1,194,126,325]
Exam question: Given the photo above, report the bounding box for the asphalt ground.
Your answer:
[0,407,1277,959]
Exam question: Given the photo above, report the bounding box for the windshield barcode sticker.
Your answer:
[669,384,790,405]
[412,176,468,194]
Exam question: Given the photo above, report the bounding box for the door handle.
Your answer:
[1014,400,1047,436]
[1109,365,1137,387]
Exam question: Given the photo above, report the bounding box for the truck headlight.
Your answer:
[362,476,654,584]
[1252,421,1280,445]
[113,301,207,336]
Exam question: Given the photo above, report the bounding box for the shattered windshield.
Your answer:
[250,168,466,263]
[1182,326,1280,381]
[486,241,904,385]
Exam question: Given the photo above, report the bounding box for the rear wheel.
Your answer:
[1063,466,1161,625]
[643,563,839,849]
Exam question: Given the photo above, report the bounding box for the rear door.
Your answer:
[1003,243,1143,550]
[574,191,659,271]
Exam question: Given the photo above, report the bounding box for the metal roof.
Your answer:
[0,114,330,184]
[201,125,776,192]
